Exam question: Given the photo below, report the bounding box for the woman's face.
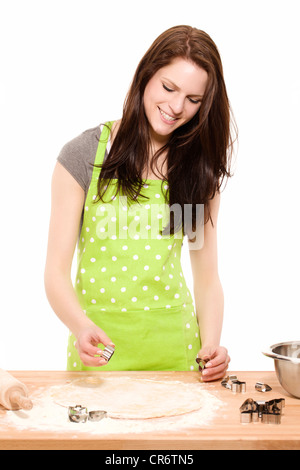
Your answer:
[143,57,208,148]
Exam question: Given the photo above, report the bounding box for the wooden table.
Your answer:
[0,371,299,450]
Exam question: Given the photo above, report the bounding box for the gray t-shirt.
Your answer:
[57,124,110,232]
[57,124,109,198]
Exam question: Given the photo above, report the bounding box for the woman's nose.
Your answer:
[168,93,185,115]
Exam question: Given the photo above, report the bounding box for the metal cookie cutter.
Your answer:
[221,375,246,393]
[255,382,272,392]
[88,410,107,422]
[68,406,108,423]
[101,345,115,362]
[267,398,285,415]
[240,398,285,425]
[68,405,89,423]
[262,399,285,425]
[262,410,281,425]
[196,356,209,371]
[239,399,258,424]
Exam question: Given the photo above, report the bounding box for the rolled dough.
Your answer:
[51,376,211,419]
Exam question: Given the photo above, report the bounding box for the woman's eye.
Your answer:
[163,84,173,92]
[188,97,201,104]
[163,83,201,104]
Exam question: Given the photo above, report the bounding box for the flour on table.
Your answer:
[51,376,217,419]
[1,376,223,435]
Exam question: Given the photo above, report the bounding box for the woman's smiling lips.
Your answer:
[158,106,178,124]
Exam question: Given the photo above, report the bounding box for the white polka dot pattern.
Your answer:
[67,122,201,372]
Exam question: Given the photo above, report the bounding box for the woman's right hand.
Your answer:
[75,325,115,367]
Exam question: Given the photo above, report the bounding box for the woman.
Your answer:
[45,25,235,380]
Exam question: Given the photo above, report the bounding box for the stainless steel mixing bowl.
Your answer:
[263,341,300,398]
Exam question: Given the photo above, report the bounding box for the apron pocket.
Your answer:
[86,304,200,371]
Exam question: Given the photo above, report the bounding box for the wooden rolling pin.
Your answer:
[0,369,33,410]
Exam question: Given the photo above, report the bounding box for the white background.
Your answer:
[0,0,299,372]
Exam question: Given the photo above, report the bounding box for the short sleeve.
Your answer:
[57,125,101,194]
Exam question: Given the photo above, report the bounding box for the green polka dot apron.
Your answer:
[67,122,201,371]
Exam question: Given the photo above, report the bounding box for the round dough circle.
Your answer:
[51,376,205,419]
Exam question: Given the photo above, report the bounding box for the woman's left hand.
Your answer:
[197,346,230,382]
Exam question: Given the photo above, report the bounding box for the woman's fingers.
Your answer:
[75,325,115,367]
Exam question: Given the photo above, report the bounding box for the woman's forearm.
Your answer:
[44,163,94,339]
[44,267,94,338]
[194,276,224,348]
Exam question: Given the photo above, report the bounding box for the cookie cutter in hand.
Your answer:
[101,345,115,362]
[196,356,210,371]
[221,375,246,393]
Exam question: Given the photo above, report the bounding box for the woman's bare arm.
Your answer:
[189,193,230,380]
[44,162,113,366]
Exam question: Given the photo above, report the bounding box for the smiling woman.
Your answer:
[98,26,235,235]
[44,25,236,376]
[143,57,208,148]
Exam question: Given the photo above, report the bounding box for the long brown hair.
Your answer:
[95,25,237,237]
